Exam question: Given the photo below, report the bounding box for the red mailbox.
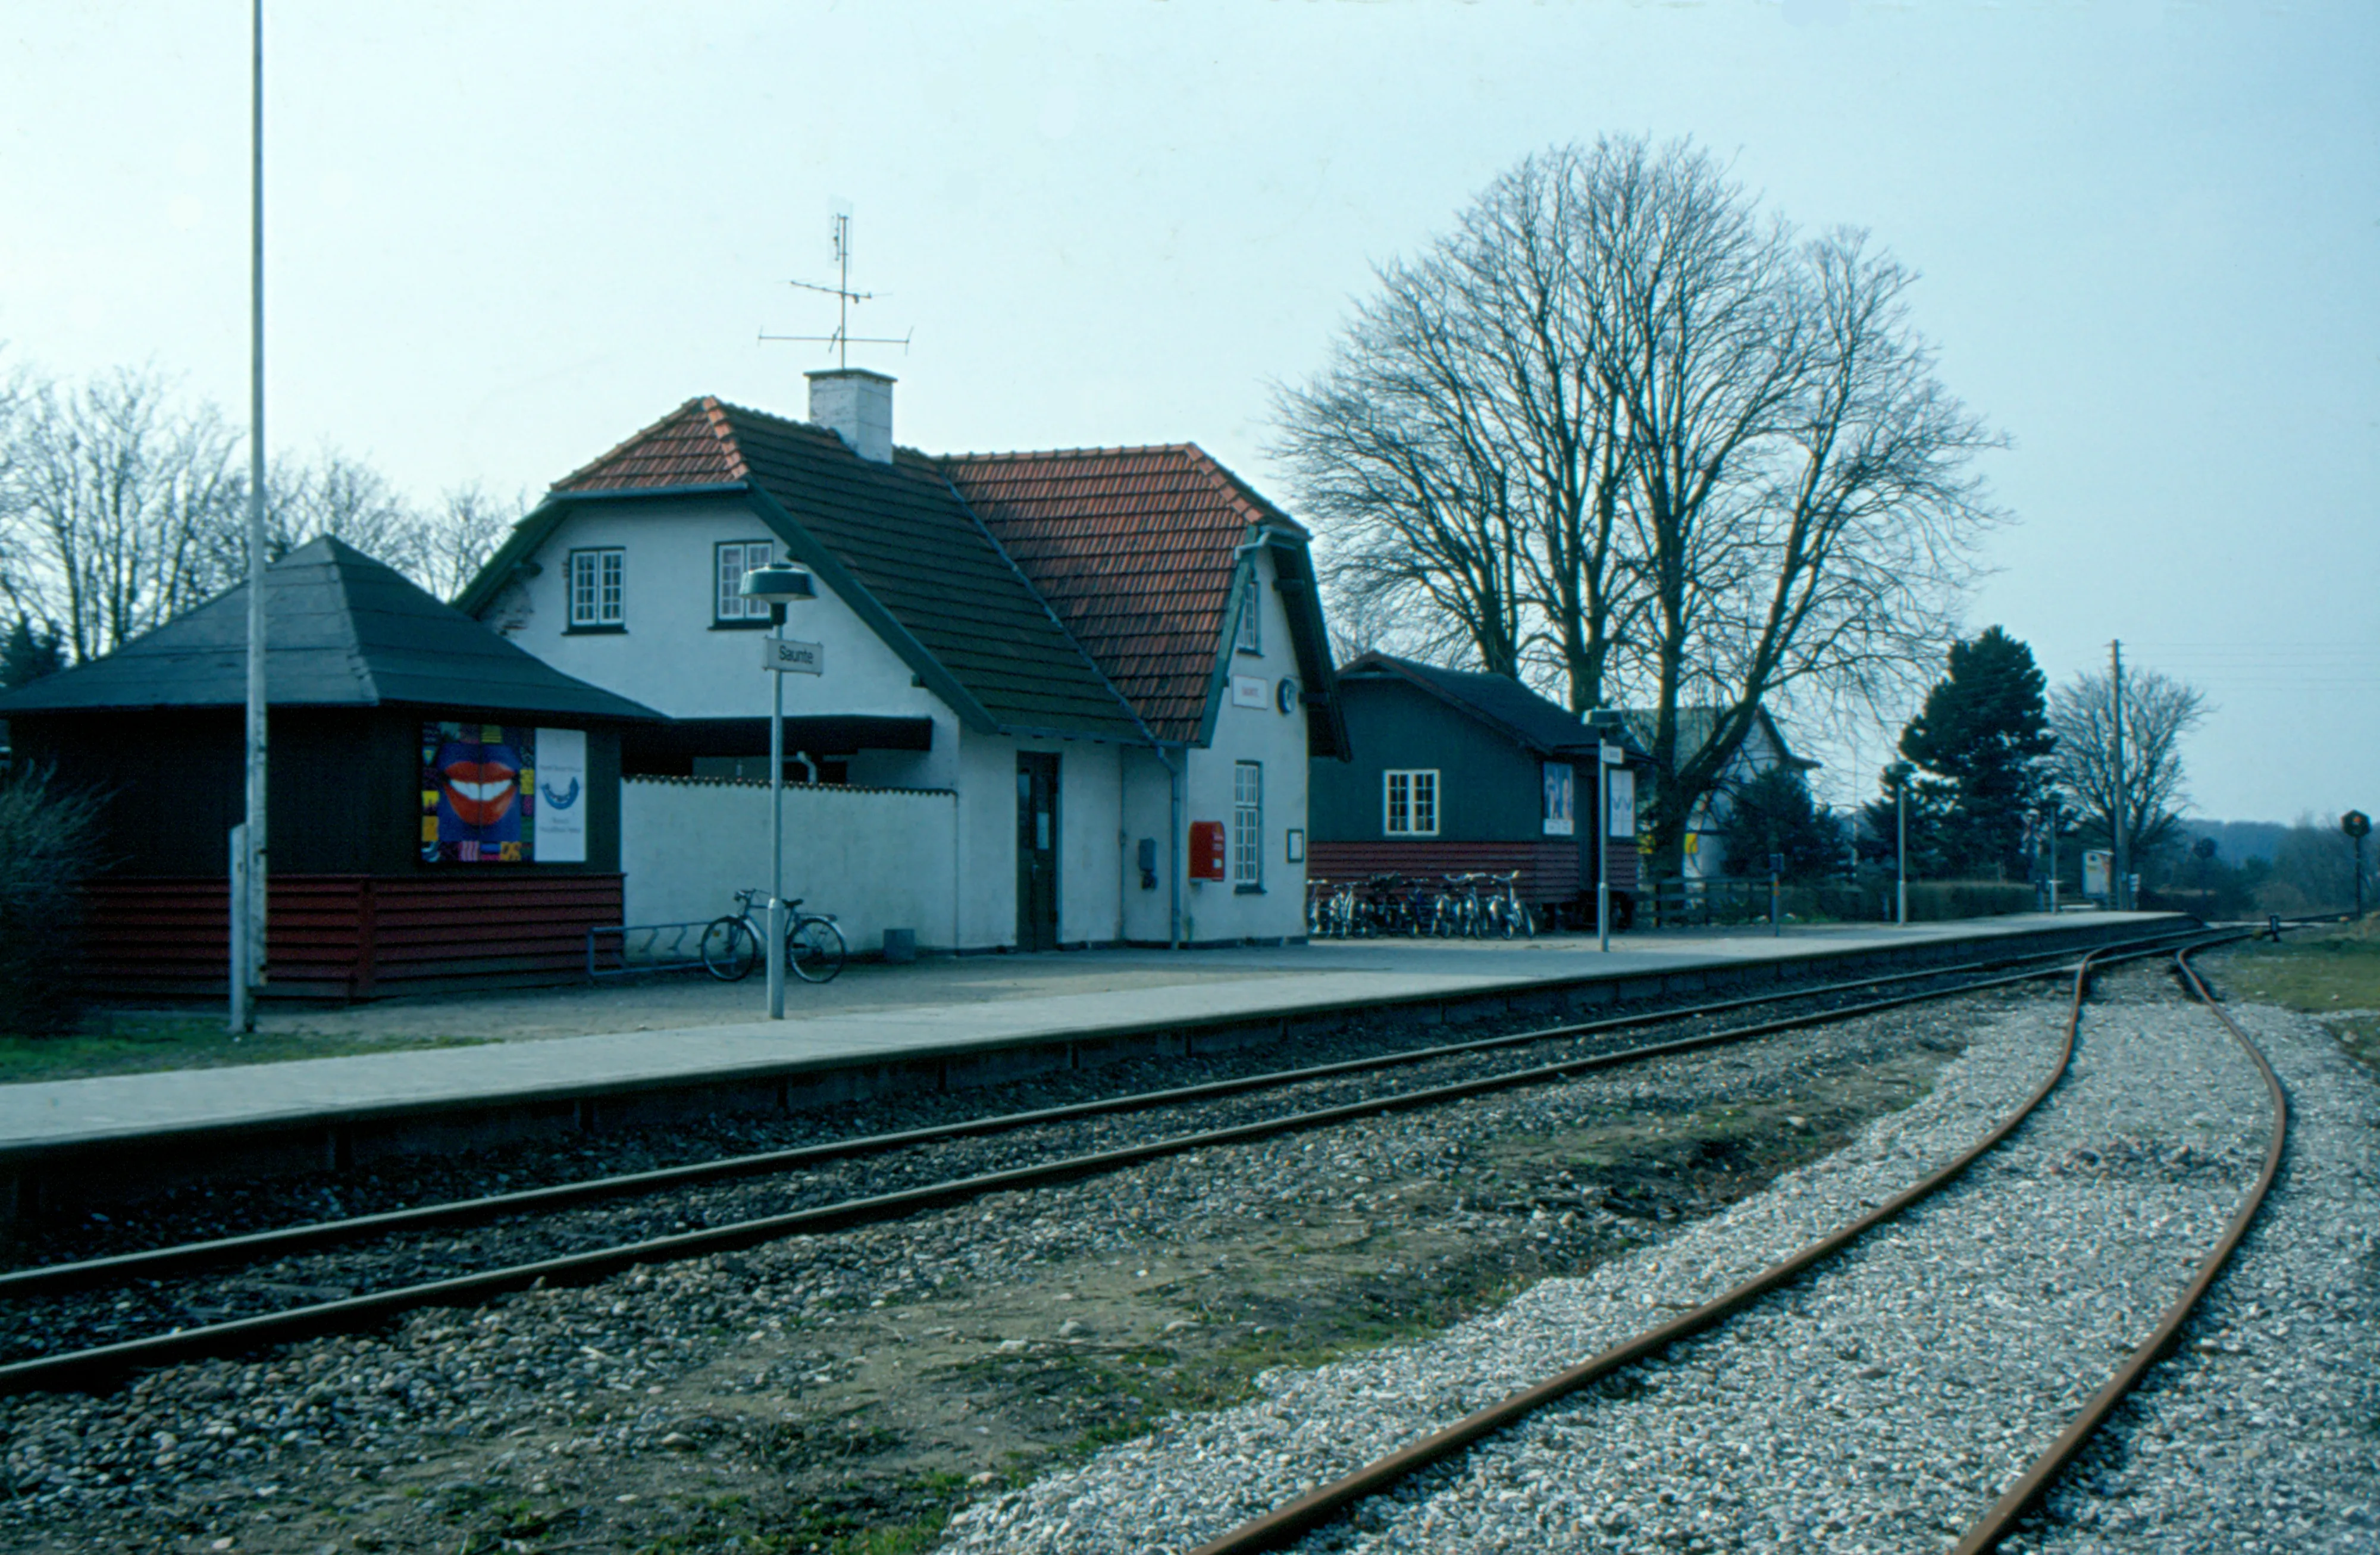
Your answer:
[1189,820,1228,880]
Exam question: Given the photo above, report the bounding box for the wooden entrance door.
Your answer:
[1015,753,1060,951]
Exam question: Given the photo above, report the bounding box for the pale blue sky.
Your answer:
[4,1,2373,823]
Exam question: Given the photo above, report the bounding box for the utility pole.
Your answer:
[232,0,268,1033]
[2110,640,2127,913]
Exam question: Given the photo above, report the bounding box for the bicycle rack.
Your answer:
[585,920,713,980]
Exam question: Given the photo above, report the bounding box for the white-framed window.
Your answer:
[715,540,778,623]
[1384,769,1439,836]
[567,547,625,630]
[1232,761,1263,886]
[1233,570,1262,654]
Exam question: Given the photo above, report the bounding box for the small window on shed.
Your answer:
[1233,571,1262,655]
[1384,769,1438,836]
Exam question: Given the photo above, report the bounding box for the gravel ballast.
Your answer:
[0,974,2013,1551]
[937,968,2378,1554]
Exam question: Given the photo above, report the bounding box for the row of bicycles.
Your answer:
[1307,870,1539,940]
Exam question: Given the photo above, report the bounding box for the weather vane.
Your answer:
[760,204,912,369]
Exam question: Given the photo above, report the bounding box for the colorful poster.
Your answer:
[422,723,534,863]
[533,727,587,863]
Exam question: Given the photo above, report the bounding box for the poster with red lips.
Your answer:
[421,723,535,863]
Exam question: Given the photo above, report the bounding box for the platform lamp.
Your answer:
[1587,711,1626,953]
[741,562,817,1020]
[1886,760,1915,926]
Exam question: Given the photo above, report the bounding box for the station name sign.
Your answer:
[763,638,825,675]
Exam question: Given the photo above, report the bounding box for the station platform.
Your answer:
[0,913,2185,1221]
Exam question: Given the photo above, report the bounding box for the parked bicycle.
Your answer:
[701,886,847,984]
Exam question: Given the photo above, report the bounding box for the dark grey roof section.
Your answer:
[0,537,662,722]
[1618,704,1817,771]
[1338,652,1631,758]
[730,412,1152,744]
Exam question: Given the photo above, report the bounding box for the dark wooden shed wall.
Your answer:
[14,708,621,878]
[1308,680,1558,842]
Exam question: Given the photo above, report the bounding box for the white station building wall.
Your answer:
[483,495,962,792]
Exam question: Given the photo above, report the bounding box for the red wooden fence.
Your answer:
[79,874,625,1000]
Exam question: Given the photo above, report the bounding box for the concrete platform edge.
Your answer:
[1,914,2190,1225]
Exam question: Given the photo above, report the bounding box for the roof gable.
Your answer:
[941,444,1342,752]
[0,537,660,720]
[1619,704,1816,773]
[553,397,751,491]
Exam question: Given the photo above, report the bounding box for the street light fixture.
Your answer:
[741,563,816,1020]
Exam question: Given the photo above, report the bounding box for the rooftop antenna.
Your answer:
[760,203,912,368]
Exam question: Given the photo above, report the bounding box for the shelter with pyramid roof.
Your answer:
[0,537,663,998]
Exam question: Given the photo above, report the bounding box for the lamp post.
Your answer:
[1886,761,1914,926]
[741,563,816,1019]
[2044,797,2061,916]
[2346,810,2371,920]
[1588,711,1624,953]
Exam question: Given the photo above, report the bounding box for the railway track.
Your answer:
[1171,938,2282,1555]
[0,927,2211,1396]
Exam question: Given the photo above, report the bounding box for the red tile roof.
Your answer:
[522,399,1149,744]
[552,398,750,492]
[942,445,1305,745]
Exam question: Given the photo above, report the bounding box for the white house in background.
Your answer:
[456,369,1346,953]
[1621,704,1820,880]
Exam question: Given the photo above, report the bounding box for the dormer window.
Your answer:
[1233,571,1262,655]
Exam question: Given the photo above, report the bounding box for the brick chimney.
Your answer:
[806,369,895,463]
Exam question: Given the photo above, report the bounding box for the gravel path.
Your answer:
[940,968,2374,1554]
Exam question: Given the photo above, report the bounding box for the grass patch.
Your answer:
[2216,918,2380,1070]
[628,1474,968,1554]
[0,1015,493,1084]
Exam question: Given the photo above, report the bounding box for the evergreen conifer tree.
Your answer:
[1896,625,2055,879]
[1717,767,1846,882]
[0,618,67,691]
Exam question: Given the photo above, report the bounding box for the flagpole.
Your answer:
[234,0,268,1032]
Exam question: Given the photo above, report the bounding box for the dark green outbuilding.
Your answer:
[1307,653,1649,924]
[0,537,661,998]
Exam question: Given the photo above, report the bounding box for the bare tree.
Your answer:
[2,364,529,656]
[413,482,521,603]
[1273,146,1636,703]
[2048,665,2208,863]
[0,368,243,662]
[1276,136,2005,875]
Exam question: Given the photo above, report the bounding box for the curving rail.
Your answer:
[1187,934,2278,1555]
